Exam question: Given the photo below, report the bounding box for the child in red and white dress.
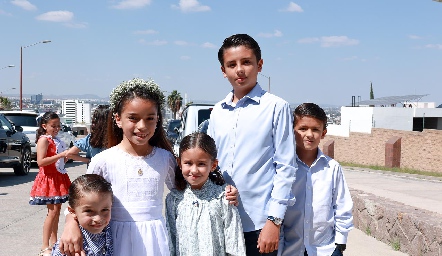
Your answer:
[29,112,71,256]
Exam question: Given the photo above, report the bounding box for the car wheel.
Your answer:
[14,147,31,176]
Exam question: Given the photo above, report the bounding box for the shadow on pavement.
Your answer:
[0,161,85,187]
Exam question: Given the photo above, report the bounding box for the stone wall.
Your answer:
[319,128,442,173]
[351,188,442,256]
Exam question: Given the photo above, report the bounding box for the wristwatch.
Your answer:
[335,244,346,252]
[267,216,283,226]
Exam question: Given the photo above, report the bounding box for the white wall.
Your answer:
[372,108,414,131]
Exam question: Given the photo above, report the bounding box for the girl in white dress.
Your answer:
[166,132,246,256]
[59,78,177,255]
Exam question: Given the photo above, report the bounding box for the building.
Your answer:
[327,95,442,136]
[30,93,43,104]
[61,100,91,125]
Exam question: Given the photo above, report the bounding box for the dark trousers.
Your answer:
[244,230,278,256]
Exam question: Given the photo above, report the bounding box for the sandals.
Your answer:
[37,247,52,256]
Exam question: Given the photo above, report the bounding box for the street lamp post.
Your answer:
[1,65,15,70]
[20,40,51,111]
[259,73,271,92]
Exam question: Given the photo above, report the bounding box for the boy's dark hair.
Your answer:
[36,112,59,143]
[90,105,110,148]
[218,34,261,66]
[175,132,225,191]
[294,103,328,130]
[69,174,113,208]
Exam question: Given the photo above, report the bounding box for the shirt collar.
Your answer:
[296,148,328,167]
[221,83,264,107]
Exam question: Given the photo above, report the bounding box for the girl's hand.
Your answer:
[59,214,85,256]
[225,185,239,206]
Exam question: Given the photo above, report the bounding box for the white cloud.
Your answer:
[175,40,190,46]
[279,2,303,12]
[258,30,283,38]
[0,9,13,16]
[64,22,88,29]
[171,0,210,13]
[297,37,319,44]
[36,11,73,22]
[180,56,191,60]
[425,44,442,50]
[342,56,358,61]
[201,42,216,48]
[111,0,152,9]
[408,35,422,40]
[134,29,158,35]
[11,0,36,11]
[298,36,359,47]
[148,40,168,46]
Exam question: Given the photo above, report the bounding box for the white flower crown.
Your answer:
[109,78,165,112]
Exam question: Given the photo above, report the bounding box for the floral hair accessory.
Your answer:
[109,78,165,112]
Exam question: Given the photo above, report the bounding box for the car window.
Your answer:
[0,116,13,131]
[3,115,38,127]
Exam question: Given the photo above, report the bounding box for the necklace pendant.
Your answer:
[138,169,143,176]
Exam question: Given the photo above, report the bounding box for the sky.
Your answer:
[0,0,441,107]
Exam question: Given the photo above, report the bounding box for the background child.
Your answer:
[52,174,113,256]
[208,33,297,255]
[166,132,246,256]
[67,105,110,165]
[59,78,238,255]
[29,112,71,256]
[279,103,353,256]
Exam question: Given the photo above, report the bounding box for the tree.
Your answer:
[0,96,13,110]
[370,82,374,99]
[167,90,183,119]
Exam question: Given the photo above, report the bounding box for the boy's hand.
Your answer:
[59,214,85,256]
[225,185,239,206]
[257,220,280,253]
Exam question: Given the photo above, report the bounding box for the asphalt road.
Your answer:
[0,161,415,256]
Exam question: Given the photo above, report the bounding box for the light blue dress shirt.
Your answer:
[279,149,354,256]
[208,83,297,232]
[74,134,105,159]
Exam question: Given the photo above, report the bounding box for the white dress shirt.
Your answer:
[280,149,353,256]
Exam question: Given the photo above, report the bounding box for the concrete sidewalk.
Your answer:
[0,162,423,255]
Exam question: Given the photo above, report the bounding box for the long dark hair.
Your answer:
[107,81,173,154]
[35,112,59,143]
[175,132,225,191]
[90,105,110,148]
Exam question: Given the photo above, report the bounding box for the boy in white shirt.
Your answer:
[279,103,353,256]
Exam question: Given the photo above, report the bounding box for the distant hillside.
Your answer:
[4,93,109,100]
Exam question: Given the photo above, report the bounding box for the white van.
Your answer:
[173,103,214,152]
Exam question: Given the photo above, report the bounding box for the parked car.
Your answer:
[0,111,76,161]
[0,113,32,175]
[165,119,181,145]
[173,103,214,153]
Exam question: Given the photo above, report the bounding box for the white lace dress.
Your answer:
[87,146,176,255]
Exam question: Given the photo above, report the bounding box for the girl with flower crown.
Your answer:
[58,78,238,255]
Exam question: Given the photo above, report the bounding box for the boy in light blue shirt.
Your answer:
[279,103,353,256]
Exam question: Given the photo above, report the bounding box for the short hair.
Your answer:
[175,132,225,190]
[68,174,113,208]
[218,34,261,66]
[293,103,328,130]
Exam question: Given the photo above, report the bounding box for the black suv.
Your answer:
[0,114,32,175]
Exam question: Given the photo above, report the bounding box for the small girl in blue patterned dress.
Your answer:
[165,132,246,256]
[52,174,113,256]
